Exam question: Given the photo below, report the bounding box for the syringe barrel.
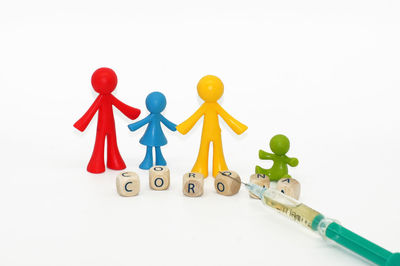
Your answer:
[259,188,323,230]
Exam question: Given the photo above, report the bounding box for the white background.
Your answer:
[0,0,399,265]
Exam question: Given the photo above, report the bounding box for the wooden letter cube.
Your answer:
[214,170,241,196]
[249,173,270,199]
[149,166,170,190]
[277,178,301,200]
[182,172,204,197]
[116,171,140,197]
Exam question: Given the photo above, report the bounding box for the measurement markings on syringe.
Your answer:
[279,206,312,227]
[264,198,320,229]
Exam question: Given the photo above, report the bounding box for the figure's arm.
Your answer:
[176,105,205,135]
[127,115,151,131]
[110,95,141,120]
[283,156,299,167]
[160,115,177,132]
[216,104,248,135]
[259,150,275,160]
[73,95,103,132]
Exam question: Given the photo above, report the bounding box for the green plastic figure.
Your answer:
[255,134,298,181]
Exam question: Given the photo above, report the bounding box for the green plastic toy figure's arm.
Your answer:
[176,105,205,135]
[259,150,275,160]
[283,156,299,167]
[215,104,248,135]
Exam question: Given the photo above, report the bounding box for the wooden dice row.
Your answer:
[117,166,170,197]
[249,173,301,200]
[117,167,300,199]
[117,167,243,197]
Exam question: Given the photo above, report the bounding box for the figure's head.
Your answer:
[91,67,118,94]
[269,134,290,155]
[197,75,224,102]
[146,91,167,114]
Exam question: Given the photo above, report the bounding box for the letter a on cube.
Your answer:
[277,177,301,200]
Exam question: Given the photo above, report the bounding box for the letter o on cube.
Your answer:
[116,171,140,197]
[277,178,301,200]
[183,172,204,197]
[149,166,170,190]
[249,173,270,199]
[214,170,241,196]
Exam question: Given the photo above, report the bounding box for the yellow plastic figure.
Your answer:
[176,75,248,178]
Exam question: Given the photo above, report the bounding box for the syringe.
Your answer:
[223,173,400,266]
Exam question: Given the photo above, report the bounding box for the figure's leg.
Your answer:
[139,146,153,170]
[155,146,166,166]
[192,138,211,178]
[106,129,126,170]
[87,131,106,173]
[212,135,228,177]
[255,166,276,180]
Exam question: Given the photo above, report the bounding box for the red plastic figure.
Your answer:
[74,68,141,173]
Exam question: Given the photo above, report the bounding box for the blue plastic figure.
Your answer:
[128,92,177,169]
